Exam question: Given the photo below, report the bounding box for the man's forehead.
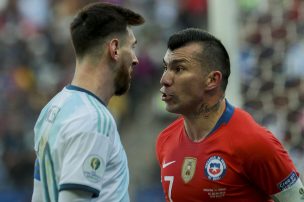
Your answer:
[163,49,175,64]
[164,45,201,63]
[164,49,172,58]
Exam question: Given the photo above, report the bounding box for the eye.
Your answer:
[175,66,184,72]
[163,65,168,71]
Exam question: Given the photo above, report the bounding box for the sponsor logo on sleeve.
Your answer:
[83,155,104,183]
[204,156,226,181]
[277,171,298,191]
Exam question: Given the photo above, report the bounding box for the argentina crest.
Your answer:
[181,157,197,183]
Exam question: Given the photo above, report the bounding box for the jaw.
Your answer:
[164,100,182,114]
[164,99,207,117]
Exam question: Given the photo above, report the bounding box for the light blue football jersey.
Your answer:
[33,85,129,202]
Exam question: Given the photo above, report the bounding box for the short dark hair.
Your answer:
[167,28,230,91]
[70,2,145,58]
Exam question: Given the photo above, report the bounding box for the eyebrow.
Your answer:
[163,58,187,66]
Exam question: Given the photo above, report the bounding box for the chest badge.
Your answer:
[181,157,197,183]
[204,156,227,181]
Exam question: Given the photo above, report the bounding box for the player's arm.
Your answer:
[59,130,108,201]
[243,128,304,200]
[32,179,43,202]
[58,190,93,202]
[32,159,43,202]
[271,178,304,202]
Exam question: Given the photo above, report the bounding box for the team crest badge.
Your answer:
[204,156,227,181]
[181,157,197,183]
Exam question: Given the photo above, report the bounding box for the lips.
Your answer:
[160,87,173,101]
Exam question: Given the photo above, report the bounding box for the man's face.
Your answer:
[114,28,138,95]
[160,43,208,115]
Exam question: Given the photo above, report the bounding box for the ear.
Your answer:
[205,71,222,90]
[108,38,119,61]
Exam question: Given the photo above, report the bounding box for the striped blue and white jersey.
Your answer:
[33,85,129,202]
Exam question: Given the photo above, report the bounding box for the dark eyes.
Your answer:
[162,65,184,72]
[175,66,183,72]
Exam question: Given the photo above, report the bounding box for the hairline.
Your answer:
[168,41,211,71]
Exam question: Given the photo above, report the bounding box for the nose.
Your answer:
[160,70,173,86]
[132,54,139,66]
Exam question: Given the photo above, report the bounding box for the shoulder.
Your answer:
[58,90,116,137]
[155,117,183,164]
[156,117,183,150]
[229,107,269,136]
[231,107,259,127]
[157,117,183,139]
[230,108,287,160]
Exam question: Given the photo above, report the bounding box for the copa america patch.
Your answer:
[83,155,104,183]
[277,171,298,191]
[204,156,227,181]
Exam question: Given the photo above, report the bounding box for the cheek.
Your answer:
[121,50,133,64]
[180,79,205,100]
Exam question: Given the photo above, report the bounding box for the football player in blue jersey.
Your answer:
[31,2,144,202]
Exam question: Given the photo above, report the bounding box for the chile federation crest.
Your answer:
[204,156,226,181]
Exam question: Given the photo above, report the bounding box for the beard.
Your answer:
[114,64,131,96]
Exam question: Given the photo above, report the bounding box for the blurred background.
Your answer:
[0,0,304,201]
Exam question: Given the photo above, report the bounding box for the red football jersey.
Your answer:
[156,101,299,202]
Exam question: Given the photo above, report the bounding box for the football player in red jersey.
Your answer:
[156,28,304,202]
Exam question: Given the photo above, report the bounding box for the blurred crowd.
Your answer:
[239,0,304,176]
[0,0,303,201]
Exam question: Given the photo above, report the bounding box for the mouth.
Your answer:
[160,88,173,101]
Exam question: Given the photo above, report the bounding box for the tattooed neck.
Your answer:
[195,96,224,118]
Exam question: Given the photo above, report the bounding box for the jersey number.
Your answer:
[164,176,174,202]
[39,141,58,202]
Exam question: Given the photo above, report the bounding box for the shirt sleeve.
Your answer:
[32,178,43,202]
[244,130,299,195]
[58,131,111,197]
[271,178,304,201]
[155,134,162,166]
[33,158,41,181]
[58,190,93,202]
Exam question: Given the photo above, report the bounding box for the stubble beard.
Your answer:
[114,64,130,96]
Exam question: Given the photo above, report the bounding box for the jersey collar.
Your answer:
[208,99,235,135]
[65,85,106,106]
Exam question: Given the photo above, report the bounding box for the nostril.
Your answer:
[132,61,138,66]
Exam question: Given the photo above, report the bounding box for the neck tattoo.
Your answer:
[195,96,224,118]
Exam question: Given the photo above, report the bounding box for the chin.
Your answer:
[165,105,179,114]
[114,83,130,96]
[114,88,128,96]
[114,72,130,95]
